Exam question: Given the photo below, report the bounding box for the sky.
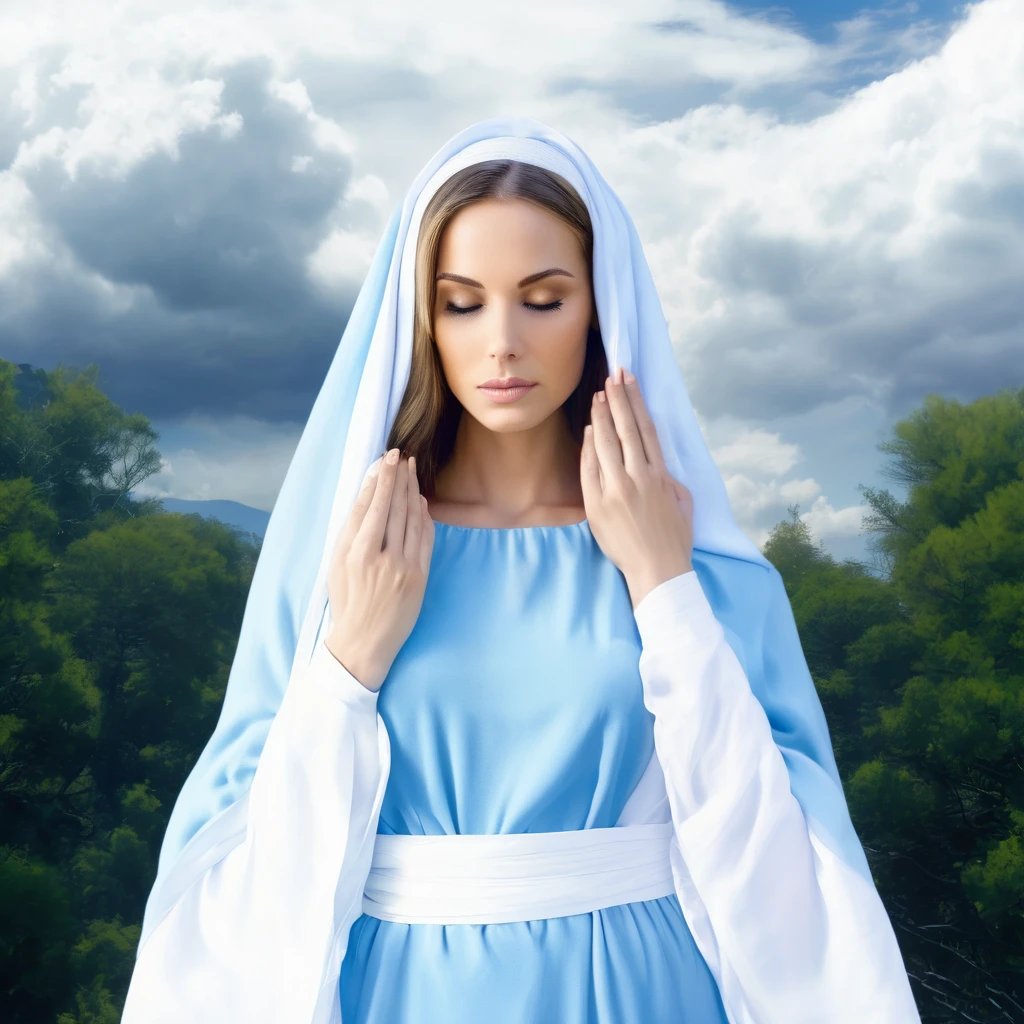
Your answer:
[1,0,1021,564]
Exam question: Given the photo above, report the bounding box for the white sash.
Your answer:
[361,821,676,925]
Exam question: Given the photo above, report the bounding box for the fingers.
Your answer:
[361,447,402,552]
[620,368,666,472]
[580,422,602,501]
[383,452,410,553]
[418,498,434,576]
[590,379,628,489]
[403,456,423,562]
[417,471,434,576]
[602,368,647,477]
[341,455,383,547]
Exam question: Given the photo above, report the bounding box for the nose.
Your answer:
[487,304,524,362]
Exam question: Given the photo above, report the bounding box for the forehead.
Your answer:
[437,199,583,269]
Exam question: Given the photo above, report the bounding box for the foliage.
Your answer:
[0,359,259,1022]
[765,387,1024,1022]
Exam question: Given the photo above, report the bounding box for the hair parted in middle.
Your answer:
[384,159,609,498]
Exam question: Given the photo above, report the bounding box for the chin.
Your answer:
[469,400,551,431]
[480,412,544,432]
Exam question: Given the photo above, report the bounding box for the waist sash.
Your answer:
[361,821,676,925]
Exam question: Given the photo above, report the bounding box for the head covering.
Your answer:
[139,115,871,949]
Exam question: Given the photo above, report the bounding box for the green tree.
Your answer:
[766,387,1024,1021]
[0,359,259,1023]
[0,361,163,548]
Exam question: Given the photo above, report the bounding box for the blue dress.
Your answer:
[338,519,729,1022]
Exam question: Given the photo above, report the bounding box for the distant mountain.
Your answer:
[154,497,271,542]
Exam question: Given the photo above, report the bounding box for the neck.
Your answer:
[434,410,584,521]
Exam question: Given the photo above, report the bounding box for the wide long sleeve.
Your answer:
[122,638,391,1024]
[633,569,920,1024]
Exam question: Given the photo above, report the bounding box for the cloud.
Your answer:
[701,420,867,551]
[134,412,302,511]
[0,0,1016,562]
[1,57,361,419]
[799,494,869,540]
[604,0,1024,420]
[709,426,802,476]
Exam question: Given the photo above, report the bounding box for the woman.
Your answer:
[123,117,920,1024]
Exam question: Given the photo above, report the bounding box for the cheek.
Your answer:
[431,326,478,394]
[534,313,588,373]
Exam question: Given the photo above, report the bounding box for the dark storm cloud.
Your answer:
[685,197,1024,421]
[1,58,360,421]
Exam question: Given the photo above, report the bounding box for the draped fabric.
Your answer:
[125,116,921,1024]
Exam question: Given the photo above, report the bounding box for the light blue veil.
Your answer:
[138,116,873,951]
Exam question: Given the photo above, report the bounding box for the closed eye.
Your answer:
[445,300,564,316]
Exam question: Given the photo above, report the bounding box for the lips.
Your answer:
[478,377,537,389]
[478,381,538,403]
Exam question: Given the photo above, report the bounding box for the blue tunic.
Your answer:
[339,520,729,1022]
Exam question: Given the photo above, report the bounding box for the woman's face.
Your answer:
[432,198,594,434]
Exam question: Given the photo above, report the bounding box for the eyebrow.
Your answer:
[435,268,576,288]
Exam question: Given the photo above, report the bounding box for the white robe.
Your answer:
[122,570,920,1024]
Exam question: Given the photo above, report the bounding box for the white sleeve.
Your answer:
[122,638,391,1024]
[633,570,920,1024]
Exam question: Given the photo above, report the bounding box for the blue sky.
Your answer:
[1,0,1019,564]
[727,0,963,41]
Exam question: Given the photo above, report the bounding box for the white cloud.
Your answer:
[14,75,243,182]
[799,494,869,540]
[306,227,379,296]
[711,427,802,476]
[0,171,41,274]
[723,470,820,520]
[1,0,1016,566]
[593,0,1024,418]
[706,423,869,552]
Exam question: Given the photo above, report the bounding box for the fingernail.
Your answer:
[388,448,399,464]
[623,370,636,385]
[597,391,607,404]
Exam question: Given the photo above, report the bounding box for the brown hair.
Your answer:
[383,159,609,498]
